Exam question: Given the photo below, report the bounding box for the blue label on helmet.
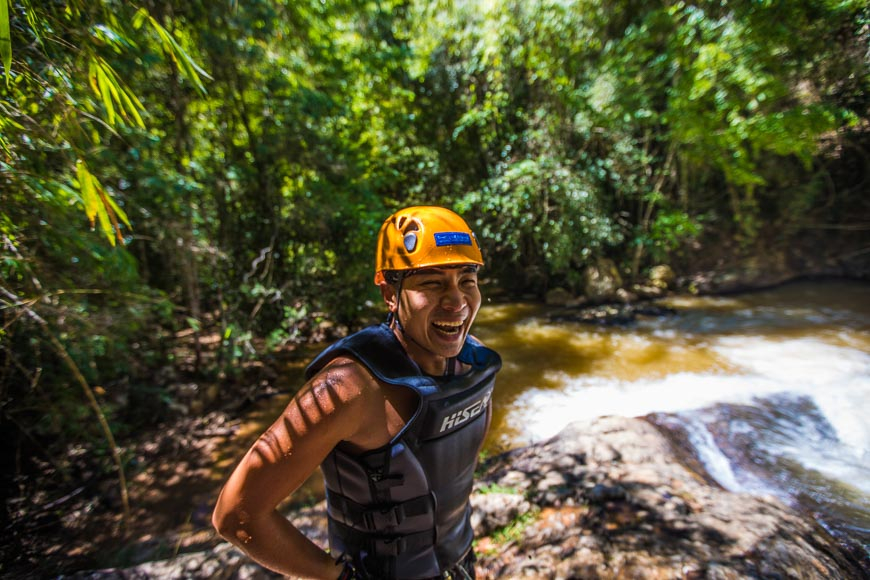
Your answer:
[434,232,472,247]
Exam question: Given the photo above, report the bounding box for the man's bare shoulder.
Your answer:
[308,355,380,406]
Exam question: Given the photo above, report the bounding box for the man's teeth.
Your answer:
[433,321,463,333]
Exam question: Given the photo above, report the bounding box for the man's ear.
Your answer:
[379,282,398,313]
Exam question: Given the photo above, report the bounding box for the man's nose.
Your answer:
[440,283,466,311]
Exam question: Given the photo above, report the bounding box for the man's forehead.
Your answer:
[409,265,479,276]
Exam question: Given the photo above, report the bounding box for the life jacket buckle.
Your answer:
[364,504,404,529]
[378,535,407,556]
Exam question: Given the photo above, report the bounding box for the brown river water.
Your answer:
[218,279,870,549]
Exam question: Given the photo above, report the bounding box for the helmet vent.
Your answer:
[395,216,421,233]
[400,219,420,252]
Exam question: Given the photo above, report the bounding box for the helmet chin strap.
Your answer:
[386,272,406,333]
[387,272,457,377]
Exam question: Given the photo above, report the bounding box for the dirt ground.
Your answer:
[0,332,323,579]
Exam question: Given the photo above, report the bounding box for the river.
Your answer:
[473,279,869,551]
[237,279,869,551]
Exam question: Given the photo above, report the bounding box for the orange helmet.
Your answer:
[374,206,483,285]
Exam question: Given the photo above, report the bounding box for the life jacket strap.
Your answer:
[329,517,436,557]
[328,491,433,531]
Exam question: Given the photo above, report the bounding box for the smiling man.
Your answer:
[213,207,502,579]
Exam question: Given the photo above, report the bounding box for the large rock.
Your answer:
[583,259,623,303]
[545,287,580,307]
[472,417,867,580]
[687,251,799,294]
[648,264,675,289]
[71,419,866,579]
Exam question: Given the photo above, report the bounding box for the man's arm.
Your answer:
[212,359,373,579]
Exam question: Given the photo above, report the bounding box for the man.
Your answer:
[213,206,502,579]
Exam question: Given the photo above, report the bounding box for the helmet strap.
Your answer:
[386,273,406,333]
[444,357,456,377]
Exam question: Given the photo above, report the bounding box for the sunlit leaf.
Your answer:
[131,7,149,30]
[1,0,12,84]
[103,189,131,228]
[95,63,117,125]
[138,11,211,95]
[87,57,145,128]
[114,81,146,128]
[21,0,41,44]
[91,23,135,53]
[96,186,124,245]
[75,160,124,246]
[92,185,115,246]
[76,160,99,228]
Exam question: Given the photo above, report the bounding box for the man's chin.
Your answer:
[443,335,467,358]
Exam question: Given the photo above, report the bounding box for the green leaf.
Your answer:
[21,0,41,44]
[104,190,131,228]
[114,80,146,128]
[76,160,99,227]
[88,57,146,129]
[92,186,115,246]
[75,160,118,246]
[1,0,12,84]
[131,7,149,30]
[95,63,117,125]
[144,14,211,95]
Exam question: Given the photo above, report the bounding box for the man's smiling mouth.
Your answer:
[432,320,464,335]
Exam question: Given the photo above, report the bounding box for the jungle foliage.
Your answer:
[1,0,868,509]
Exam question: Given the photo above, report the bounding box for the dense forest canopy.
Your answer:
[1,0,868,528]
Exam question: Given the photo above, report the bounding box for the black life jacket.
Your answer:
[304,323,501,579]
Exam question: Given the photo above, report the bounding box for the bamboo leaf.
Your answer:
[98,60,127,125]
[103,189,131,228]
[114,78,146,128]
[88,59,100,98]
[95,63,116,126]
[94,200,115,245]
[97,186,124,245]
[101,58,145,127]
[35,177,79,205]
[90,57,145,129]
[21,0,42,45]
[130,7,211,95]
[0,0,10,86]
[75,159,128,245]
[145,14,211,95]
[0,114,23,131]
[131,7,148,30]
[90,177,115,246]
[0,108,24,155]
[76,160,99,227]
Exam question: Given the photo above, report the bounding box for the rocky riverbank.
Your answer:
[68,416,868,579]
[470,416,867,579]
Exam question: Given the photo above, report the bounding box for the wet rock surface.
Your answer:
[66,417,867,579]
[548,303,677,326]
[471,417,868,579]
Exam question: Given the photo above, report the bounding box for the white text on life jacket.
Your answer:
[439,392,491,433]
